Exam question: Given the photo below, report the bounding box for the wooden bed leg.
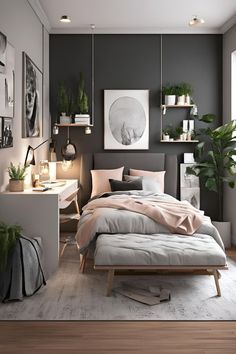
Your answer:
[106,269,115,297]
[80,252,88,273]
[213,269,221,297]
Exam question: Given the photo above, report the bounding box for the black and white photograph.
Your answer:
[0,117,3,148]
[104,90,149,149]
[2,117,13,148]
[180,163,199,188]
[22,52,42,138]
[181,187,200,209]
[0,31,15,118]
[0,31,7,74]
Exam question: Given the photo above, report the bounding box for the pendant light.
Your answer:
[61,127,77,168]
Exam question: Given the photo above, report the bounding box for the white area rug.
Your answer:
[0,246,236,320]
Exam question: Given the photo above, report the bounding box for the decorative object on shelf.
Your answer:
[8,162,26,192]
[186,117,236,247]
[180,163,200,209]
[162,85,176,105]
[39,160,50,182]
[22,52,42,138]
[184,153,195,163]
[104,90,149,150]
[178,83,193,105]
[0,31,15,118]
[57,82,71,124]
[0,117,13,148]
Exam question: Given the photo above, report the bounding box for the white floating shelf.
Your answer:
[56,123,93,127]
[160,140,199,143]
[161,104,194,108]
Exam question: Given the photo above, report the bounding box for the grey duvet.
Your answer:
[76,191,225,254]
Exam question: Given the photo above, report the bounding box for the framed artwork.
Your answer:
[104,90,149,150]
[1,117,13,148]
[180,163,200,209]
[22,52,43,138]
[0,31,15,118]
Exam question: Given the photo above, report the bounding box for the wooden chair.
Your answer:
[59,188,80,256]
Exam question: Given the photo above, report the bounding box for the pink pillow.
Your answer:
[129,168,166,193]
[91,167,124,198]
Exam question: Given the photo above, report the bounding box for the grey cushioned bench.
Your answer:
[93,233,227,297]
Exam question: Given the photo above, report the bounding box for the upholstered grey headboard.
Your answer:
[79,153,178,207]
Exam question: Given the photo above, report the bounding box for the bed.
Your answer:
[76,153,227,296]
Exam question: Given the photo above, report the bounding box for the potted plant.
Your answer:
[57,82,71,124]
[175,126,184,140]
[0,222,22,272]
[180,83,193,105]
[162,85,176,106]
[8,162,26,192]
[186,116,236,248]
[162,125,175,141]
[74,73,90,125]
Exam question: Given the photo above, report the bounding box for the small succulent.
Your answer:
[8,163,26,180]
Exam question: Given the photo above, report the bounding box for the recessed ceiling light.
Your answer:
[189,15,205,26]
[60,15,71,23]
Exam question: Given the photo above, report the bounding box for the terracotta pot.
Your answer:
[9,179,24,192]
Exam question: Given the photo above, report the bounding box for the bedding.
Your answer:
[76,191,224,253]
[124,175,162,193]
[129,169,166,193]
[90,166,124,198]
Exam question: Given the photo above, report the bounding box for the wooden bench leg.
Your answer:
[80,252,88,273]
[106,269,115,297]
[213,269,221,297]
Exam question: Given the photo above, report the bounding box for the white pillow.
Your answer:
[124,175,162,193]
[129,169,166,193]
[91,167,124,198]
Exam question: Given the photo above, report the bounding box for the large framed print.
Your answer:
[0,31,15,118]
[22,52,43,137]
[104,90,149,150]
[180,163,200,209]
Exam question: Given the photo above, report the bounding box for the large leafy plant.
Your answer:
[187,116,236,221]
[0,222,22,272]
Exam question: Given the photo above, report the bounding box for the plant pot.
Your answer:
[212,221,231,249]
[177,95,185,105]
[60,113,71,124]
[164,95,176,105]
[162,134,170,141]
[9,179,24,192]
[185,95,191,105]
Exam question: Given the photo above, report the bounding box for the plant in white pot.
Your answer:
[186,116,236,248]
[162,85,176,106]
[8,163,27,192]
[179,82,193,105]
[57,82,71,124]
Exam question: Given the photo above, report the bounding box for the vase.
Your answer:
[9,179,24,192]
[177,95,185,105]
[164,95,176,105]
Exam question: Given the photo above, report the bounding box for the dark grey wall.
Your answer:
[50,34,222,219]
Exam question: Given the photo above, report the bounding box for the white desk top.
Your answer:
[1,179,78,196]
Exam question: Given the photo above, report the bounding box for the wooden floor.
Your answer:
[0,321,236,353]
[0,248,235,353]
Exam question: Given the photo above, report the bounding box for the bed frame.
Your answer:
[79,153,227,297]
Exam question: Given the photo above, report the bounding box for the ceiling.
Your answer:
[32,0,236,33]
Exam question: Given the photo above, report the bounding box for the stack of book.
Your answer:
[74,114,90,125]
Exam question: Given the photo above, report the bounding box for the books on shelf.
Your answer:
[74,114,90,125]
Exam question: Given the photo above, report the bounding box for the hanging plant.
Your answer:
[0,222,22,272]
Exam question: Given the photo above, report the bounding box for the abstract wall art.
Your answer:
[104,90,149,149]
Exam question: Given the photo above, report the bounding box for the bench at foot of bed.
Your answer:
[93,233,228,297]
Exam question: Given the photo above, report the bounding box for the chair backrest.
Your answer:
[59,188,80,211]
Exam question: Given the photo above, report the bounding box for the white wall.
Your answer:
[223,23,236,245]
[0,0,50,191]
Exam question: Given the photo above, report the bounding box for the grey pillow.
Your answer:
[109,178,142,192]
[124,175,162,193]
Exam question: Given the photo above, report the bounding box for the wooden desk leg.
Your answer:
[213,269,221,297]
[106,269,115,297]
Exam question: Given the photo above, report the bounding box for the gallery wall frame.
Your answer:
[22,52,43,138]
[0,31,15,118]
[104,90,149,150]
[180,163,200,209]
[0,116,13,148]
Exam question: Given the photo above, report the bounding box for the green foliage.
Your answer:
[175,126,184,137]
[162,85,176,96]
[77,72,89,114]
[57,82,69,114]
[0,222,22,272]
[163,125,175,138]
[8,163,26,180]
[177,83,192,96]
[186,119,236,221]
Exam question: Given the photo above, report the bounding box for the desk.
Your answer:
[0,179,78,278]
